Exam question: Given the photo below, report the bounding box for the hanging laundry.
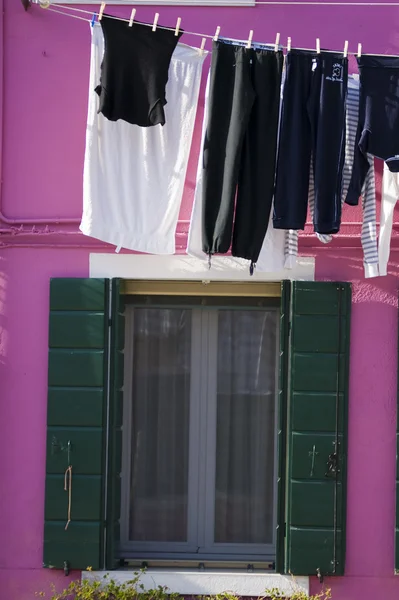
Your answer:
[378,166,399,276]
[95,15,183,126]
[187,71,290,274]
[273,49,348,234]
[201,40,284,269]
[287,75,379,278]
[346,55,399,205]
[80,23,207,254]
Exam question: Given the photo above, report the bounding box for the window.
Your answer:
[120,300,279,560]
[43,278,350,578]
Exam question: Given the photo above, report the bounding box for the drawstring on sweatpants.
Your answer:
[208,253,212,270]
[249,261,256,276]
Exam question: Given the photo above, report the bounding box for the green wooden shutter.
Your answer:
[43,278,124,572]
[278,281,351,577]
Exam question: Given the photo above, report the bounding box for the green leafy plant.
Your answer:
[37,570,180,600]
[37,569,331,600]
[264,586,331,600]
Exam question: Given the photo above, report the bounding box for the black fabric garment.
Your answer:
[202,40,283,266]
[95,15,183,127]
[273,50,348,234]
[346,55,399,206]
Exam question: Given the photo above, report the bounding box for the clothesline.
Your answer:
[37,1,399,57]
[33,0,399,6]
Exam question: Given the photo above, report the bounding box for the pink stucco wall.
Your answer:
[1,0,399,598]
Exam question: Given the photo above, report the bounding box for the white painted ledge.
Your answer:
[89,254,315,282]
[83,570,309,597]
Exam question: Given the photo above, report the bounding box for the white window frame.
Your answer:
[120,302,279,562]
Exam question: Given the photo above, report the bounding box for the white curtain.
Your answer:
[128,307,278,547]
[215,310,278,545]
[129,308,191,542]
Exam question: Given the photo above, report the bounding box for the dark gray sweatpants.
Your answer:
[202,40,283,267]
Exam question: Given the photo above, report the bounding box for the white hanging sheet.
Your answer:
[80,23,208,254]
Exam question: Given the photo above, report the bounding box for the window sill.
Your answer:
[82,569,309,597]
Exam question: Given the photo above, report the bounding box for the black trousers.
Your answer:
[202,40,283,266]
[346,55,399,206]
[273,50,348,234]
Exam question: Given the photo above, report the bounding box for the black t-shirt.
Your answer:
[95,15,183,126]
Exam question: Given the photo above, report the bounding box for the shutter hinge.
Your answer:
[63,561,70,576]
[108,318,112,326]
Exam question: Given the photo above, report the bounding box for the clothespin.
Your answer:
[274,32,280,52]
[199,37,207,56]
[175,17,181,36]
[214,26,221,42]
[343,40,348,58]
[91,13,96,27]
[129,8,136,27]
[357,43,362,57]
[287,37,291,52]
[152,12,159,32]
[316,38,320,54]
[246,30,254,49]
[98,2,106,21]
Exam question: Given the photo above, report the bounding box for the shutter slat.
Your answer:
[283,281,351,577]
[45,475,102,520]
[47,388,104,427]
[46,428,103,474]
[44,522,102,570]
[48,350,105,387]
[49,312,106,348]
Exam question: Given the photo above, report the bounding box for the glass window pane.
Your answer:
[215,310,278,545]
[129,308,191,542]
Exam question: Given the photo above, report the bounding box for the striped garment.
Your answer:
[378,166,399,276]
[284,75,379,278]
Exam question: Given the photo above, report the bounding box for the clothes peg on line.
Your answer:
[316,38,321,54]
[175,17,181,36]
[152,12,159,32]
[129,8,136,27]
[214,26,221,41]
[246,30,254,49]
[98,2,106,21]
[343,40,348,58]
[274,32,280,52]
[357,42,362,57]
[199,37,206,56]
[287,37,291,52]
